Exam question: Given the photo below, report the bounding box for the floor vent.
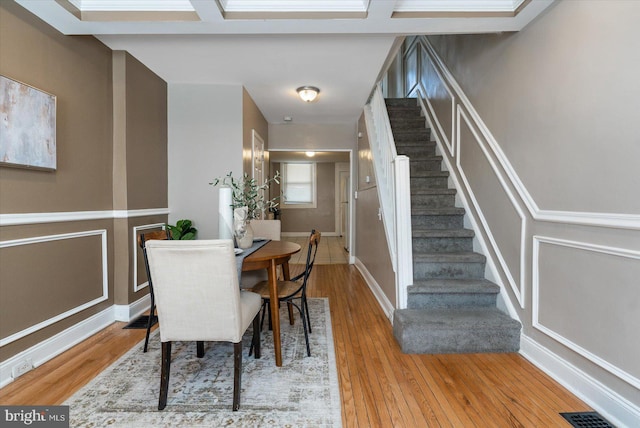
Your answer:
[560,412,615,428]
[123,314,157,329]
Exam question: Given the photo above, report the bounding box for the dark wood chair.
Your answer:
[251,229,320,357]
[137,229,171,352]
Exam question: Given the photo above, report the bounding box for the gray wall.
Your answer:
[400,1,639,424]
[168,84,243,239]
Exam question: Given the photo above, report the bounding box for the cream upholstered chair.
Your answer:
[145,239,262,411]
[250,219,281,241]
[239,219,281,289]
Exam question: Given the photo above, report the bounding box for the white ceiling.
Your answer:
[15,0,554,124]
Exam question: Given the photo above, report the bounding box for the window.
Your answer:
[281,162,316,209]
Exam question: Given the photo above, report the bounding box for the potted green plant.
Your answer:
[210,171,280,248]
[210,171,281,220]
[166,219,197,240]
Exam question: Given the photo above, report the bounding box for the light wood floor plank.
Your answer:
[0,264,590,427]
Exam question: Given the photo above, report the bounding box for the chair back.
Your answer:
[138,229,171,287]
[250,219,281,241]
[144,239,247,343]
[301,230,321,288]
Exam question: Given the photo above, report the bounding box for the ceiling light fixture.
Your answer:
[297,86,320,102]
[305,151,316,157]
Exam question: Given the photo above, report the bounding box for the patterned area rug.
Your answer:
[65,298,342,427]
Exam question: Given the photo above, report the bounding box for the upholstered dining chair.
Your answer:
[251,230,320,357]
[137,229,172,353]
[144,239,262,411]
[239,219,281,290]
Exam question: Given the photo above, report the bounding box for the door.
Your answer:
[339,170,350,251]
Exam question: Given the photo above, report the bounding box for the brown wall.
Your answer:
[0,2,168,362]
[242,87,269,180]
[272,161,336,233]
[355,113,396,306]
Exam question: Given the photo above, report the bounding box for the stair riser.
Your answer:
[411,193,455,209]
[388,111,422,120]
[410,160,444,173]
[411,214,463,229]
[407,293,497,309]
[386,99,418,107]
[393,324,520,354]
[413,261,485,280]
[390,119,427,129]
[392,131,431,143]
[410,177,449,189]
[412,237,473,252]
[398,146,437,158]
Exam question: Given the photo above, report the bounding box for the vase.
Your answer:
[233,207,254,249]
[237,221,254,249]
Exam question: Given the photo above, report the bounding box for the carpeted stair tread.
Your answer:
[412,207,466,215]
[393,308,521,353]
[412,228,474,238]
[409,279,500,295]
[413,251,486,263]
[410,170,449,178]
[411,188,456,195]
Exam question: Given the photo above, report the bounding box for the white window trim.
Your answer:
[281,162,317,209]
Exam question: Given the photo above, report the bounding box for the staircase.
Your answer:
[387,98,521,354]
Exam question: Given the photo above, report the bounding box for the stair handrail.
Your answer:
[364,83,413,309]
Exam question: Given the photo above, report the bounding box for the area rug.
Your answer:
[64,298,342,427]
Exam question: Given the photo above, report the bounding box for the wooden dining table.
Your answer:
[242,240,301,367]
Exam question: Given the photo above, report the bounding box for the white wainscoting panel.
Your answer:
[532,235,640,390]
[456,107,527,307]
[132,223,166,293]
[0,230,109,347]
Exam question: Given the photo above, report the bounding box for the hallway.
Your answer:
[285,235,349,265]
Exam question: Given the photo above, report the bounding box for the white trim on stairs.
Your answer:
[354,257,395,322]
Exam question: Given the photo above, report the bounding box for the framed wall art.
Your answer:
[0,75,57,170]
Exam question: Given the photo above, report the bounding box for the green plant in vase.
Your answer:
[210,171,280,248]
[210,171,281,220]
[166,219,197,240]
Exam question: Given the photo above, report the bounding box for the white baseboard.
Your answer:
[114,294,151,322]
[520,335,640,428]
[0,307,114,388]
[1,297,152,388]
[354,258,395,322]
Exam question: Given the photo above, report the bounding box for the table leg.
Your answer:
[268,259,282,367]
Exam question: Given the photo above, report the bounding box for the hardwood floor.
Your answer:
[0,264,590,426]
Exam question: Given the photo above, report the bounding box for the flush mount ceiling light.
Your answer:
[305,151,316,157]
[297,86,320,102]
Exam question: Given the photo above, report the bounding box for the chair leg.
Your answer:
[304,297,312,334]
[252,313,261,359]
[158,341,171,410]
[287,302,295,325]
[232,342,242,411]
[196,341,204,358]
[144,295,155,353]
[299,300,311,357]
